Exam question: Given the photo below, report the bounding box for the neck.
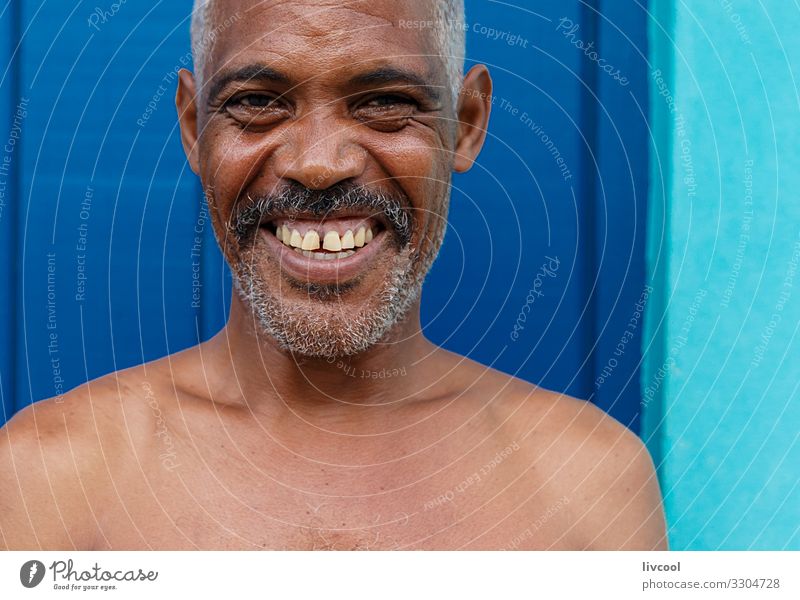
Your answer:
[203,294,437,418]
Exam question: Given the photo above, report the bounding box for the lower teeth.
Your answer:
[294,248,356,260]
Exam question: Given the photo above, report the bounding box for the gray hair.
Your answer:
[190,0,466,107]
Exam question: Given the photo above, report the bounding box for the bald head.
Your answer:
[190,0,466,106]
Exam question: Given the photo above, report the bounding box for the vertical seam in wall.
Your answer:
[642,0,674,473]
[581,0,600,401]
[8,0,20,416]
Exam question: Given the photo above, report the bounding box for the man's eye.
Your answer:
[223,93,290,127]
[364,94,417,108]
[230,94,280,109]
[355,95,418,132]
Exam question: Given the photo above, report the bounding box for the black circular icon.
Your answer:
[19,560,46,588]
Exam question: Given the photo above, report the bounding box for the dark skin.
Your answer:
[0,0,667,550]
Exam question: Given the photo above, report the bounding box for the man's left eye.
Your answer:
[364,94,417,108]
[354,95,418,131]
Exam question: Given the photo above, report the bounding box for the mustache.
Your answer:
[230,183,413,246]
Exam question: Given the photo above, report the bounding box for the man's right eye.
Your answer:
[223,93,291,126]
[227,94,277,108]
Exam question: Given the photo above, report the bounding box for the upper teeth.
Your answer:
[277,225,375,253]
[323,231,342,252]
[341,230,355,249]
[301,230,320,251]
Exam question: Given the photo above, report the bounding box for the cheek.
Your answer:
[197,131,266,261]
[367,130,452,230]
[199,125,271,217]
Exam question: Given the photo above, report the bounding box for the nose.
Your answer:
[274,115,366,190]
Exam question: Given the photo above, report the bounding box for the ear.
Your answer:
[176,69,201,175]
[453,65,492,173]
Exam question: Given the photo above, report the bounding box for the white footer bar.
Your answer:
[1,551,797,599]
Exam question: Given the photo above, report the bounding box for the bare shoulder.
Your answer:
[481,371,667,550]
[0,358,179,550]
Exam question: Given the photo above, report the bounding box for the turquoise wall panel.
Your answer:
[644,0,800,550]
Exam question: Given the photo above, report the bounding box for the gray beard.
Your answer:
[231,242,436,358]
[215,180,450,358]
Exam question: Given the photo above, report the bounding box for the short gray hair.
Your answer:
[191,0,466,106]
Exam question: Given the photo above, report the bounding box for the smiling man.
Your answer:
[0,0,666,550]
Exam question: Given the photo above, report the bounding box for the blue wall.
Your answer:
[643,0,800,550]
[0,0,17,424]
[0,0,649,431]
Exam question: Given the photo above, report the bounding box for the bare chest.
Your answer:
[102,452,576,550]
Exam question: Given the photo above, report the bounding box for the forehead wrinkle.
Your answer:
[242,0,398,37]
[250,0,399,25]
[209,0,438,59]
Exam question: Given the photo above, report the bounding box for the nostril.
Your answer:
[279,150,366,191]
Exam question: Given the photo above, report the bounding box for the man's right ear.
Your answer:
[176,68,201,175]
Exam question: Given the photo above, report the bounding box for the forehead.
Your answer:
[205,0,443,83]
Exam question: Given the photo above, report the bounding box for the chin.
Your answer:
[232,242,423,359]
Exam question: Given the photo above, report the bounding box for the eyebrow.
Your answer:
[350,67,442,103]
[206,64,291,103]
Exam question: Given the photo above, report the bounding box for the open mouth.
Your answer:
[269,217,383,260]
[259,215,390,284]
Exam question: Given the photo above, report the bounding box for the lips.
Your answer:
[259,216,389,285]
